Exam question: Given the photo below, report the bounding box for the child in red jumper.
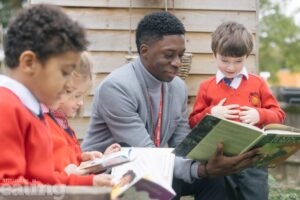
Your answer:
[43,51,121,178]
[189,22,285,200]
[0,4,114,187]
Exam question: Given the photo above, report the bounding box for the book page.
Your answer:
[185,115,263,161]
[174,114,262,158]
[111,148,174,185]
[251,133,300,167]
[78,147,134,171]
[111,148,175,199]
[264,123,300,134]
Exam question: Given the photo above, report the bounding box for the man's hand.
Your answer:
[239,106,260,125]
[198,143,261,178]
[211,98,240,119]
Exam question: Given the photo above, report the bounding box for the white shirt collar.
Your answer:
[216,67,249,89]
[0,75,41,116]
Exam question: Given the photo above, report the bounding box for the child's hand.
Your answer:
[104,143,121,155]
[211,98,240,119]
[81,151,103,161]
[64,163,90,175]
[93,173,115,187]
[239,106,259,125]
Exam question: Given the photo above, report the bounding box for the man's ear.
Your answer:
[19,50,38,75]
[139,44,149,59]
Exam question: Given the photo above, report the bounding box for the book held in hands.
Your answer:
[173,114,300,167]
[78,147,135,174]
[111,148,176,200]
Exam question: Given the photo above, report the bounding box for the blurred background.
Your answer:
[1,0,300,198]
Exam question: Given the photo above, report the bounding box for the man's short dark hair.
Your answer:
[135,11,185,54]
[4,4,88,68]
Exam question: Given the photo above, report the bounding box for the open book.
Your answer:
[173,114,300,168]
[78,148,135,174]
[111,148,175,200]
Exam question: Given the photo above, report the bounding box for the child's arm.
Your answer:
[255,80,286,125]
[189,84,214,128]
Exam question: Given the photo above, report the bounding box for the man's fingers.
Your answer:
[214,143,224,157]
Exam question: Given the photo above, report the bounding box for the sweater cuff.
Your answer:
[190,161,201,179]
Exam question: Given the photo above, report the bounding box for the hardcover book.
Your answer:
[78,147,135,174]
[173,114,300,167]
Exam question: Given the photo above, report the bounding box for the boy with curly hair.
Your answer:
[0,4,114,187]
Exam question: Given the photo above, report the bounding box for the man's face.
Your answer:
[140,35,185,82]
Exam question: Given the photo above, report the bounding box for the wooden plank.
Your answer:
[176,10,257,33]
[90,52,257,75]
[0,186,110,200]
[62,8,256,33]
[87,30,133,52]
[31,0,256,11]
[190,54,257,74]
[185,32,257,55]
[87,31,257,54]
[90,52,132,73]
[30,0,166,9]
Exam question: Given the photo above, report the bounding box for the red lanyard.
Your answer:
[150,86,163,147]
[149,87,163,147]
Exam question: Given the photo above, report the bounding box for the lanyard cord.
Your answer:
[148,86,163,147]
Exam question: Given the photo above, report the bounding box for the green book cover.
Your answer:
[173,114,300,167]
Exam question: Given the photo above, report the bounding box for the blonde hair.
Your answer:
[73,51,93,81]
[69,51,93,116]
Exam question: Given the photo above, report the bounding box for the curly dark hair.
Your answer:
[135,11,185,54]
[4,4,88,68]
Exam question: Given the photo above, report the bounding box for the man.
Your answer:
[82,11,259,199]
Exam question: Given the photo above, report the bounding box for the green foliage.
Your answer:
[259,0,300,82]
[269,175,300,200]
[0,0,24,28]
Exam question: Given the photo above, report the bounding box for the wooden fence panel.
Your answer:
[31,0,256,11]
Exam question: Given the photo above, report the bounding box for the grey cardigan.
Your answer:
[82,58,199,183]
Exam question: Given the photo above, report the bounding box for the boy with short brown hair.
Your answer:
[189,21,285,200]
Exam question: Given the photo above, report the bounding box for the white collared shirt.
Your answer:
[216,67,249,89]
[0,75,41,116]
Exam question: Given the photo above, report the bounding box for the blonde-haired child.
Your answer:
[43,51,121,186]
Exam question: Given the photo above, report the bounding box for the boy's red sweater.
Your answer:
[0,88,92,185]
[189,74,286,128]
